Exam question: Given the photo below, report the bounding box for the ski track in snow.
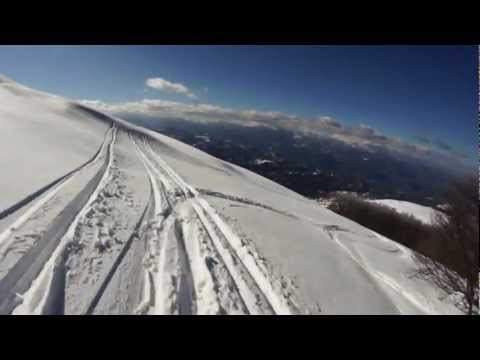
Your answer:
[132,134,227,315]
[0,126,114,258]
[322,227,441,315]
[84,192,152,315]
[0,126,459,315]
[0,125,114,221]
[130,135,295,315]
[3,127,117,315]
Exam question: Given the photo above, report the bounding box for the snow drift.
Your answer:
[0,75,462,314]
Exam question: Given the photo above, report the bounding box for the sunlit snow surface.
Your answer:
[368,199,441,225]
[0,75,462,315]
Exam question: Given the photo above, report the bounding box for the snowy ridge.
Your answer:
[368,199,441,225]
[0,76,463,314]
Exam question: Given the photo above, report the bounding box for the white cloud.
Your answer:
[145,77,197,99]
[78,98,466,163]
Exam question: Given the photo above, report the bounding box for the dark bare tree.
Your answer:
[327,179,479,314]
[328,193,431,250]
[416,176,479,314]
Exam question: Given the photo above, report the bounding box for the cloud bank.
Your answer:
[79,98,468,164]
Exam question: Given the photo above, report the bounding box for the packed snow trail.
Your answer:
[2,128,117,315]
[144,138,294,314]
[84,194,152,315]
[0,126,114,259]
[133,136,239,314]
[4,128,292,315]
[71,130,151,315]
[0,125,113,222]
[131,136,200,314]
[131,135,295,315]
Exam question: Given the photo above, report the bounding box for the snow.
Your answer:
[253,159,274,165]
[194,135,211,143]
[0,78,109,214]
[0,75,464,315]
[368,199,442,225]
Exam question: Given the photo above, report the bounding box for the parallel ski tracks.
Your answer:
[0,125,114,257]
[0,128,293,315]
[0,124,114,222]
[132,134,292,315]
[0,127,117,314]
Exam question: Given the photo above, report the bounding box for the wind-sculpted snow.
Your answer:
[0,76,464,314]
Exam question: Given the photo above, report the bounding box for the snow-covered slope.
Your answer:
[368,199,441,225]
[0,75,109,213]
[0,75,462,315]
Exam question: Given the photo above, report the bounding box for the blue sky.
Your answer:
[0,45,476,161]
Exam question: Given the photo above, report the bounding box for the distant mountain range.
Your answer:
[124,116,462,207]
